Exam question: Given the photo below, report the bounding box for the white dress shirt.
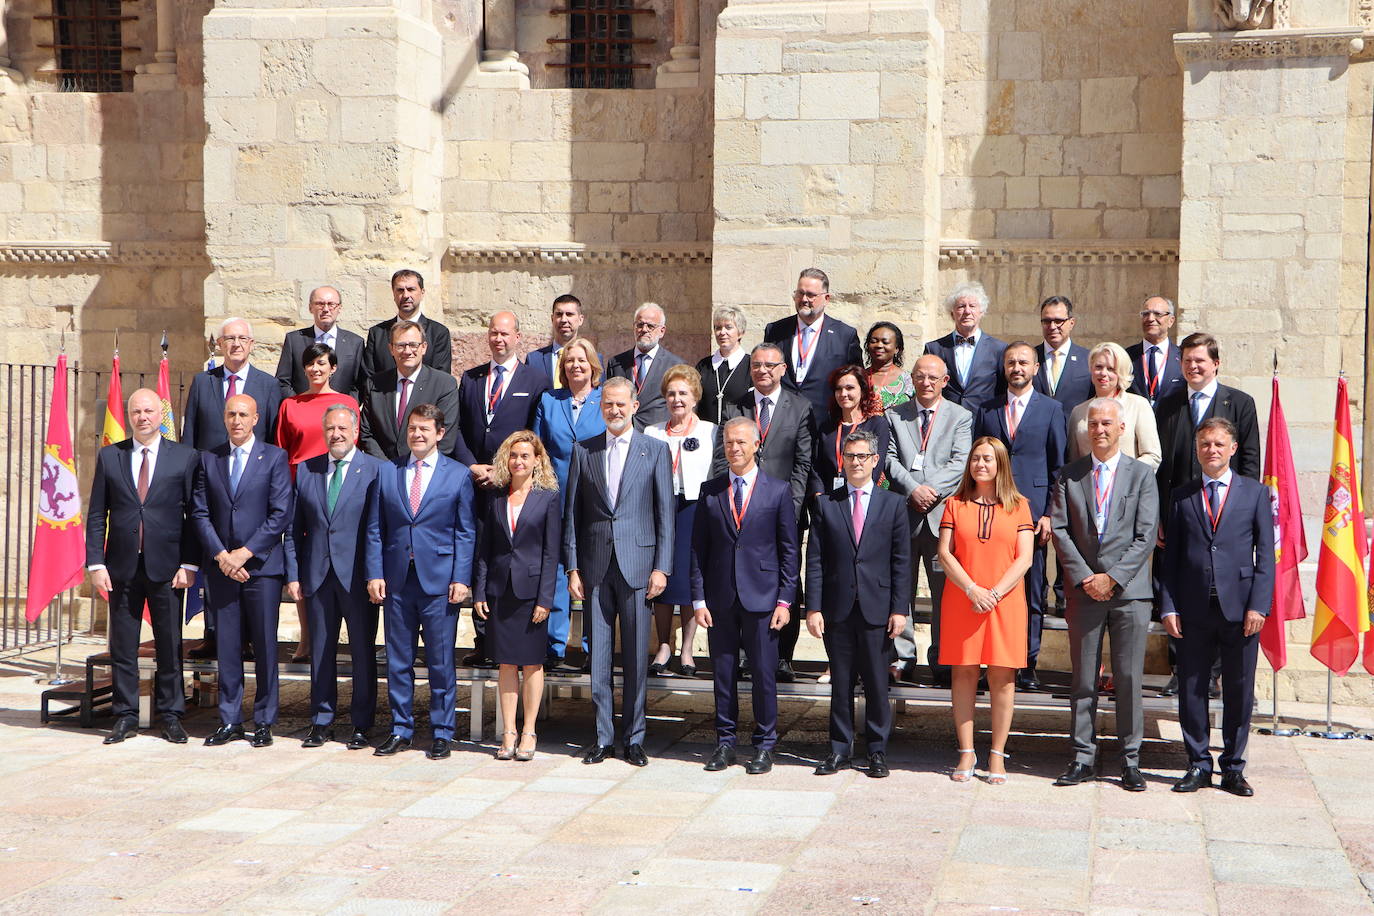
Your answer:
[1140,339,1168,381]
[711,348,745,374]
[694,463,760,610]
[314,325,336,349]
[604,428,634,481]
[393,364,424,418]
[647,420,717,501]
[1187,378,1219,425]
[953,328,981,382]
[1090,450,1122,535]
[792,314,825,382]
[848,479,874,530]
[486,355,520,409]
[1043,339,1073,391]
[1006,390,1031,429]
[222,363,251,399]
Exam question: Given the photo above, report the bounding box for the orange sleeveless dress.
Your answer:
[937,497,1032,668]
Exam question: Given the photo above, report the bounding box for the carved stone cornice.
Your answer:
[446,243,712,267]
[0,240,207,266]
[939,240,1179,267]
[1173,27,1365,66]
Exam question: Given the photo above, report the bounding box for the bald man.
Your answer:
[276,286,366,399]
[87,389,200,745]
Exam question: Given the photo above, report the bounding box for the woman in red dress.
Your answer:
[277,342,360,661]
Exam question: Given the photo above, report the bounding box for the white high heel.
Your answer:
[986,749,1010,786]
[951,748,976,783]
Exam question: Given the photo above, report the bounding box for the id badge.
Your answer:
[832,476,845,490]
[910,454,925,472]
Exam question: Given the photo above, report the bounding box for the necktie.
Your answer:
[229,446,244,495]
[409,459,425,514]
[634,353,648,391]
[851,488,865,541]
[488,364,506,413]
[758,396,772,438]
[1093,464,1108,539]
[327,458,347,513]
[1206,479,1223,530]
[1008,399,1020,437]
[919,408,931,442]
[137,446,150,502]
[1191,390,1206,427]
[1146,345,1160,388]
[553,349,563,388]
[396,377,411,429]
[799,325,813,371]
[1050,351,1063,391]
[607,438,623,508]
[733,476,745,517]
[226,373,238,399]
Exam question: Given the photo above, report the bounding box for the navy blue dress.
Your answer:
[474,487,561,666]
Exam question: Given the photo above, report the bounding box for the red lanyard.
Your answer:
[1201,478,1229,531]
[796,322,817,370]
[730,476,757,530]
[917,401,940,452]
[667,416,697,477]
[1142,350,1160,398]
[834,421,856,473]
[756,401,774,444]
[1093,463,1115,518]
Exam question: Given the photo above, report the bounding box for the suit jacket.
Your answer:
[359,365,463,462]
[604,346,686,430]
[190,440,294,581]
[885,398,974,534]
[695,353,751,426]
[362,314,453,380]
[1050,454,1159,602]
[763,314,865,424]
[473,488,560,606]
[283,450,384,596]
[563,431,674,587]
[1125,340,1185,408]
[275,326,366,400]
[1160,474,1275,623]
[716,387,815,516]
[924,331,1007,408]
[805,485,912,626]
[85,438,199,582]
[975,391,1068,520]
[182,364,282,452]
[1155,382,1261,508]
[533,388,605,485]
[452,361,551,466]
[1033,341,1094,414]
[809,415,890,497]
[365,454,476,595]
[690,470,799,615]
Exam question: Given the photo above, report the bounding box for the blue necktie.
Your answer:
[1191,391,1206,427]
[733,476,745,516]
[1206,479,1224,530]
[229,447,244,494]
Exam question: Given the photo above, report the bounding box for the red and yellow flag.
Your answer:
[101,353,125,447]
[1261,375,1307,671]
[25,354,85,622]
[1311,376,1369,675]
[156,352,177,441]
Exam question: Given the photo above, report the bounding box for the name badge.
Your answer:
[832,476,844,490]
[910,454,925,472]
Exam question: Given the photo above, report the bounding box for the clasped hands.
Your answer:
[807,611,907,640]
[474,600,549,625]
[1079,573,1118,603]
[215,547,254,583]
[365,580,470,605]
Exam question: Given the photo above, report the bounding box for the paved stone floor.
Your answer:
[3,645,1374,915]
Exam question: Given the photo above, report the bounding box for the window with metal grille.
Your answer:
[547,0,654,89]
[37,0,138,92]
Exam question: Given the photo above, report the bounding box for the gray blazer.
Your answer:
[563,431,675,588]
[884,398,973,535]
[1050,453,1158,602]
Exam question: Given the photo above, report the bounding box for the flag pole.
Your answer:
[1306,668,1354,738]
[1258,669,1299,736]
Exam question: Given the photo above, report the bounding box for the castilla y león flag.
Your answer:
[1260,375,1307,671]
[1311,376,1369,675]
[25,354,85,622]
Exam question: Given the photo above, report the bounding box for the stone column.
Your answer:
[712,0,944,337]
[476,0,530,88]
[656,0,700,88]
[133,0,179,90]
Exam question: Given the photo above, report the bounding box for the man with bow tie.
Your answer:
[923,281,1008,409]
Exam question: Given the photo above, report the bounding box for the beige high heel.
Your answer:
[495,731,517,760]
[515,732,537,762]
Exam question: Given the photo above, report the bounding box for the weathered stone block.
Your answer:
[511,142,572,181]
[572,142,646,181]
[1040,176,1079,208]
[803,164,875,215]
[798,72,881,121]
[1013,79,1079,137]
[1082,175,1141,209]
[1005,176,1039,208]
[744,74,801,121]
[997,31,1041,81]
[997,208,1050,238]
[716,38,783,75]
[760,121,850,165]
[458,141,511,181]
[1081,77,1138,135]
[968,135,1023,177]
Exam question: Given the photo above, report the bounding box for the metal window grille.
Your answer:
[547,0,654,89]
[37,0,139,92]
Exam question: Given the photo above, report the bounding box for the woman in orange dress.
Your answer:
[937,436,1034,785]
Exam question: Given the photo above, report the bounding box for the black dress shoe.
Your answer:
[1015,670,1042,692]
[704,744,736,771]
[1121,766,1147,792]
[1208,676,1222,700]
[186,639,216,660]
[462,651,494,668]
[1053,762,1095,786]
[374,735,411,756]
[679,664,697,678]
[242,645,255,662]
[204,723,246,746]
[814,753,852,776]
[776,659,796,683]
[1172,766,1213,793]
[738,660,752,681]
[160,719,188,744]
[104,717,138,744]
[427,738,451,760]
[745,748,773,775]
[346,730,370,750]
[583,744,614,764]
[868,752,890,779]
[1219,771,1254,797]
[624,744,649,767]
[1160,673,1179,697]
[302,724,333,748]
[251,725,273,747]
[931,669,952,689]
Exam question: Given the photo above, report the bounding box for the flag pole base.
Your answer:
[1257,724,1301,737]
[1304,728,1356,739]
[1355,729,1374,740]
[45,672,75,686]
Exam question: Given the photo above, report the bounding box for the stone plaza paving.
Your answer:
[3,647,1374,915]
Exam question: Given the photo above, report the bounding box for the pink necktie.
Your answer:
[226,373,238,399]
[1008,399,1020,437]
[851,488,864,542]
[409,460,425,514]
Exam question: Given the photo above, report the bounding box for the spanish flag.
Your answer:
[100,353,125,447]
[1311,376,1369,675]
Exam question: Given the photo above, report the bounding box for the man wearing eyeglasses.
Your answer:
[1032,296,1093,412]
[605,302,685,430]
[183,317,282,452]
[359,321,462,462]
[276,286,366,399]
[1125,296,1185,409]
[763,267,864,426]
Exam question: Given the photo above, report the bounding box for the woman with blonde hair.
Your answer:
[937,436,1035,785]
[1067,342,1162,469]
[473,430,561,760]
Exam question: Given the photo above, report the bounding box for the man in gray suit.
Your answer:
[1050,398,1159,792]
[884,354,973,686]
[565,376,674,766]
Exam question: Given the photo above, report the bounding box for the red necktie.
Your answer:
[226,373,238,399]
[396,377,411,429]
[137,447,150,549]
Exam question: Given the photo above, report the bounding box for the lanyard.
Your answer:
[833,421,857,474]
[917,401,941,452]
[756,399,774,444]
[730,476,757,530]
[1005,399,1022,440]
[1201,479,1230,531]
[1142,350,1160,398]
[795,323,817,371]
[667,415,697,480]
[1093,463,1116,520]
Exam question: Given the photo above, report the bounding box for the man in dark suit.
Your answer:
[360,320,462,461]
[1032,295,1093,415]
[365,403,476,760]
[1050,399,1159,792]
[565,377,675,766]
[362,269,454,379]
[1161,418,1274,797]
[604,302,686,430]
[805,429,911,778]
[86,388,199,745]
[1125,296,1185,408]
[527,294,585,386]
[276,286,366,399]
[284,403,384,750]
[763,267,864,425]
[191,394,294,748]
[924,281,1007,408]
[719,342,815,681]
[182,317,281,451]
[691,417,800,776]
[975,341,1068,690]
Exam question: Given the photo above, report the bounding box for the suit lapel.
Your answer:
[118,442,139,498]
[718,483,739,540]
[587,438,612,512]
[1078,466,1099,539]
[1189,484,1214,542]
[494,489,514,544]
[232,441,265,501]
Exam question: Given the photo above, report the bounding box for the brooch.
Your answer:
[683,438,699,451]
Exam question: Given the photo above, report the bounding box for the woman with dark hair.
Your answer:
[276,342,360,661]
[810,364,891,499]
[865,321,914,409]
